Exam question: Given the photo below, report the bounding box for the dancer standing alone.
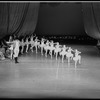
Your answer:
[13,36,20,63]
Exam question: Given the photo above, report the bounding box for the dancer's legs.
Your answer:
[41,47,43,55]
[35,45,37,53]
[26,45,29,53]
[21,46,24,54]
[45,49,47,57]
[56,52,58,60]
[75,60,77,68]
[10,50,13,59]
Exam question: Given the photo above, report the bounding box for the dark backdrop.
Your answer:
[0,2,99,44]
[35,2,87,36]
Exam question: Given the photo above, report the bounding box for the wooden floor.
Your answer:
[0,44,100,98]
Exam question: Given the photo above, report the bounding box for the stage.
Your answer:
[0,44,100,98]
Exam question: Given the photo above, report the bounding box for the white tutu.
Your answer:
[9,45,13,50]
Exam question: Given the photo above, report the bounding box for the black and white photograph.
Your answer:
[0,0,100,99]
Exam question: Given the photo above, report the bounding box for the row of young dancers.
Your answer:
[1,34,81,67]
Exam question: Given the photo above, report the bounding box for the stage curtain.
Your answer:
[0,2,40,39]
[82,3,100,40]
[0,3,8,39]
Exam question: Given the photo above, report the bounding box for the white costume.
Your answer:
[7,36,14,59]
[40,38,46,55]
[66,47,74,63]
[13,39,20,58]
[54,42,62,60]
[73,49,81,68]
[34,37,40,53]
[44,40,50,57]
[59,45,68,63]
[25,37,30,53]
[49,41,55,59]
[30,35,36,52]
[30,36,35,52]
[20,39,25,54]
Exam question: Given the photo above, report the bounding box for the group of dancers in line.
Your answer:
[0,34,81,67]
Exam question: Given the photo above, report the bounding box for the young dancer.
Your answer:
[25,36,30,53]
[30,34,36,52]
[73,49,81,68]
[44,40,50,57]
[6,35,14,59]
[20,38,25,54]
[34,37,40,54]
[49,40,56,59]
[13,36,20,63]
[39,38,47,55]
[54,42,62,60]
[66,47,74,64]
[59,45,68,63]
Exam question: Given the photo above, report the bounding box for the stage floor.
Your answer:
[0,44,100,98]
